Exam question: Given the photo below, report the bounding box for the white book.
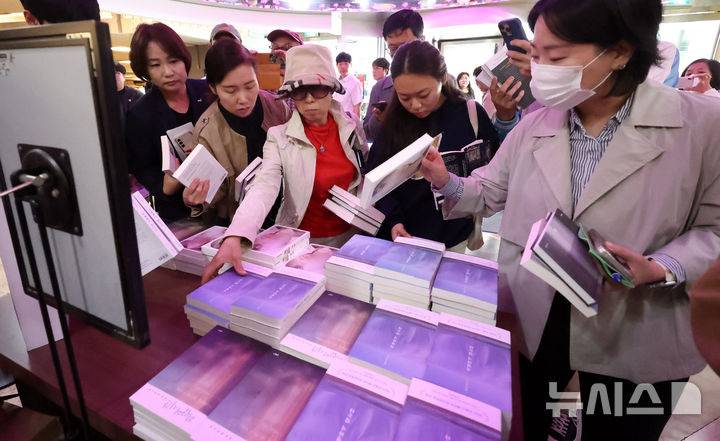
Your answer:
[520,217,598,318]
[431,303,497,326]
[131,192,183,276]
[329,185,385,222]
[358,133,442,206]
[172,144,228,205]
[323,199,380,235]
[234,157,262,202]
[394,236,446,253]
[327,195,383,227]
[372,291,429,309]
[160,135,180,173]
[165,122,194,161]
[430,297,497,319]
[372,277,430,296]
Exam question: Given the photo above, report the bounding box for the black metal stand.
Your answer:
[13,196,90,441]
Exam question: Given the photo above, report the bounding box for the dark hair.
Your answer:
[129,23,192,83]
[457,71,470,86]
[682,58,720,90]
[377,41,464,163]
[372,57,390,71]
[336,52,352,64]
[205,39,256,86]
[382,9,424,39]
[20,0,99,23]
[528,0,662,97]
[114,62,126,75]
[472,65,482,78]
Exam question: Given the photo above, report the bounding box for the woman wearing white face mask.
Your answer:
[422,0,720,440]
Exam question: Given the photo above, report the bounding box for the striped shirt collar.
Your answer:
[569,93,635,137]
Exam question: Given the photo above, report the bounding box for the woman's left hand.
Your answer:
[604,242,668,286]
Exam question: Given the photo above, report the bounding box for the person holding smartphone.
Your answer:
[363,57,392,142]
[680,58,720,98]
[421,0,720,439]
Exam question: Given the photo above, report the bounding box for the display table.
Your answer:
[0,267,524,441]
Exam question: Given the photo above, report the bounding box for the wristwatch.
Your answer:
[647,258,677,288]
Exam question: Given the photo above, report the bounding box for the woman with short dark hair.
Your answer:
[172,39,291,224]
[125,22,212,221]
[421,0,720,439]
[681,58,720,98]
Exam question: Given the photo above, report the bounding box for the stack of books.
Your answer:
[130,327,325,441]
[284,244,337,276]
[234,157,262,203]
[131,191,183,276]
[430,251,499,325]
[173,226,227,276]
[395,378,502,441]
[422,313,512,431]
[202,225,310,269]
[284,360,407,441]
[227,266,326,347]
[348,300,439,384]
[520,209,602,317]
[324,234,395,302]
[323,185,385,235]
[371,237,445,309]
[185,263,272,336]
[279,291,375,368]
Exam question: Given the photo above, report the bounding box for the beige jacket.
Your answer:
[226,100,368,245]
[446,80,720,383]
[192,90,292,220]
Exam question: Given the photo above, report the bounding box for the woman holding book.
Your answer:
[365,40,500,249]
[165,39,292,225]
[125,22,212,221]
[421,0,720,439]
[202,44,368,283]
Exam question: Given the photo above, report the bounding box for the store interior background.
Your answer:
[0,0,720,440]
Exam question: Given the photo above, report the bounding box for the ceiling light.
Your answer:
[111,46,132,53]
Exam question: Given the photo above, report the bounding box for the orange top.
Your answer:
[298,114,356,238]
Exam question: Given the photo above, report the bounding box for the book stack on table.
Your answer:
[202,225,310,269]
[371,237,445,309]
[324,234,395,302]
[323,185,385,235]
[430,251,499,325]
[173,226,227,276]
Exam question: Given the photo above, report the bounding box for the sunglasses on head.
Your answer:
[289,85,333,101]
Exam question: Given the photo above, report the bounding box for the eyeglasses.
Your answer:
[289,85,333,101]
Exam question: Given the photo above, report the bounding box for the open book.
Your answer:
[172,144,228,205]
[165,122,194,161]
[476,46,535,109]
[441,139,494,178]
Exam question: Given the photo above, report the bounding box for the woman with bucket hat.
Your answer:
[202,44,368,283]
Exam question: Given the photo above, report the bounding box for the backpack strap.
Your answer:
[467,99,479,138]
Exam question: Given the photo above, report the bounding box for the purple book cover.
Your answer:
[284,376,402,441]
[394,398,500,441]
[422,325,511,412]
[335,235,394,265]
[433,258,497,305]
[231,273,316,320]
[348,309,436,380]
[252,225,305,256]
[288,292,375,354]
[180,226,226,251]
[187,270,266,315]
[375,243,443,283]
[147,327,266,414]
[286,245,337,275]
[208,351,324,441]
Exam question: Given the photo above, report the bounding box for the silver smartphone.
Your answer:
[587,229,635,283]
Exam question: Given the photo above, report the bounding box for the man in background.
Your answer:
[115,62,143,131]
[267,29,303,79]
[383,8,423,57]
[333,52,363,118]
[363,58,392,142]
[20,0,99,25]
[210,23,242,46]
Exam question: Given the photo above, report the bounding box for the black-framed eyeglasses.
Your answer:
[289,85,333,101]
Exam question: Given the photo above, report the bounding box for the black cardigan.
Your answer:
[366,98,499,248]
[125,79,213,221]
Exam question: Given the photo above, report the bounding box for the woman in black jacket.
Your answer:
[366,41,499,248]
[125,22,212,221]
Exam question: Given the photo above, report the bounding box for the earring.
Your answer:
[618,64,627,70]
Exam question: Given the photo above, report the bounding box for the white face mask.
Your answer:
[530,49,613,111]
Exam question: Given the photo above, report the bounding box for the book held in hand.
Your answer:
[161,135,180,173]
[234,157,262,203]
[172,144,228,205]
[166,122,194,161]
[477,45,535,109]
[323,185,385,235]
[441,139,494,178]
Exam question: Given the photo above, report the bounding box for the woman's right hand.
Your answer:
[421,148,450,189]
[391,223,412,240]
[183,178,209,207]
[201,236,246,284]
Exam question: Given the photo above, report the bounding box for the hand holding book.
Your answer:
[490,76,524,121]
[202,236,246,284]
[420,148,451,189]
[183,178,210,207]
[602,241,667,286]
[391,223,412,241]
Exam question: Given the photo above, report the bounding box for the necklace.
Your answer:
[305,121,333,154]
